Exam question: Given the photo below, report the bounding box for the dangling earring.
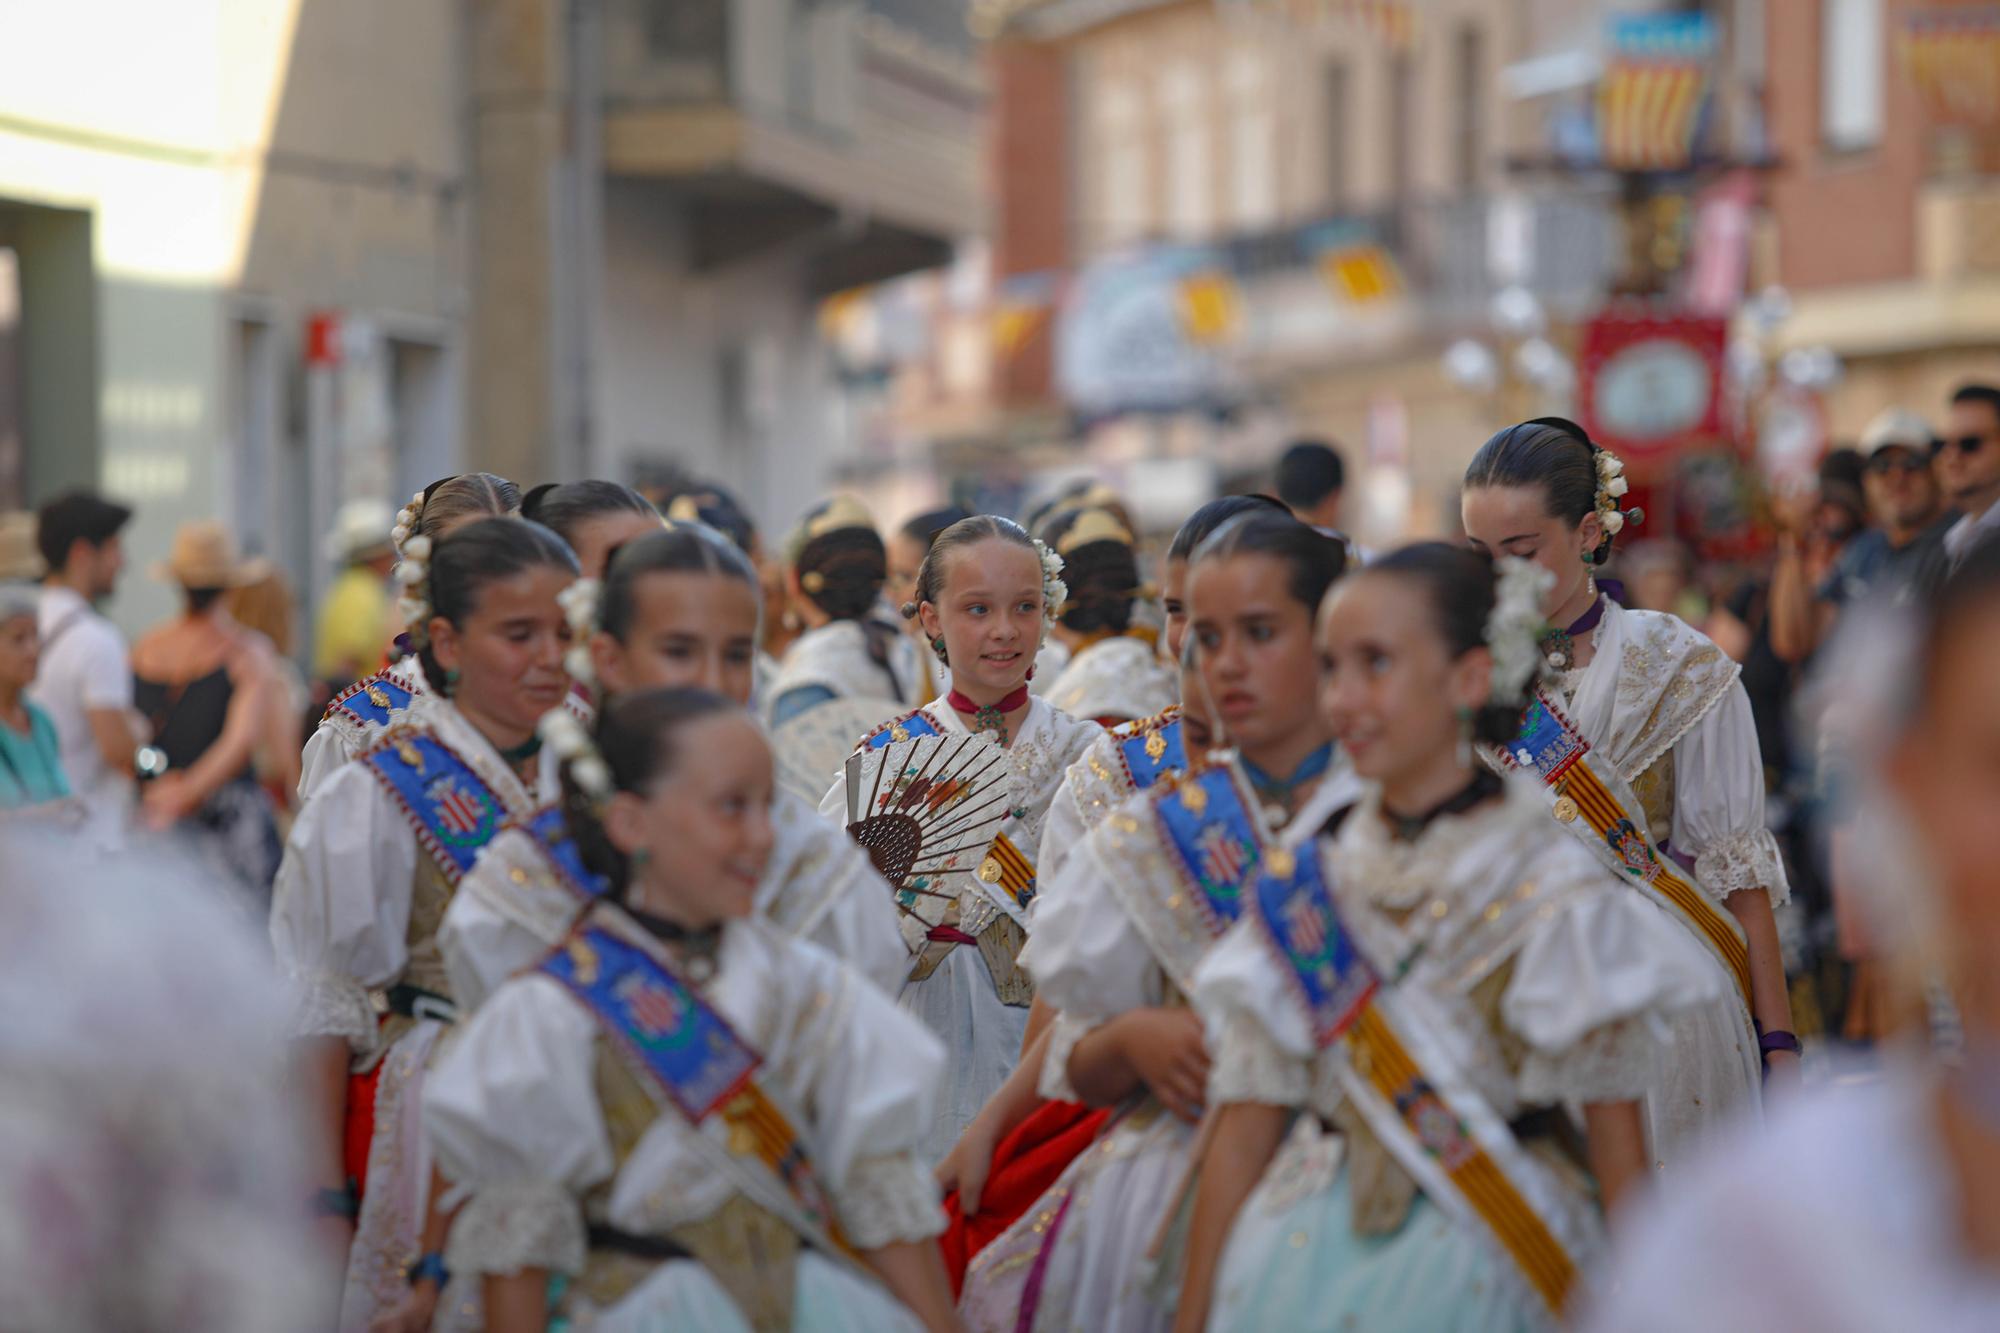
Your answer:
[443,667,460,695]
[931,635,949,665]
[1456,706,1474,768]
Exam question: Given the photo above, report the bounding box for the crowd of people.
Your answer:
[1,387,1998,1332]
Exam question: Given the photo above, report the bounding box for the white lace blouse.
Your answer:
[1196,778,1722,1119]
[423,912,948,1277]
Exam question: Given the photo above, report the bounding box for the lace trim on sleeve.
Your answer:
[443,1181,586,1278]
[1035,1012,1094,1103]
[1694,828,1790,908]
[1515,1016,1661,1107]
[283,967,377,1049]
[837,1151,946,1248]
[1207,1009,1310,1109]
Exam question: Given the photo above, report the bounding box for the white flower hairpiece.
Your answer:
[1592,448,1640,538]
[538,707,613,806]
[1034,539,1068,625]
[394,501,436,645]
[557,578,601,690]
[1486,556,1554,705]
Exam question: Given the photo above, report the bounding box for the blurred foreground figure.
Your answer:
[0,823,322,1330]
[1584,541,2000,1332]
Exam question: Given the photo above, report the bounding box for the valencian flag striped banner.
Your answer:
[1596,12,1716,171]
[1901,6,2000,126]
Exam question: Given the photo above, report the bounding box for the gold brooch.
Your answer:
[396,737,424,772]
[1551,796,1580,824]
[978,857,1003,884]
[1144,731,1168,762]
[1265,848,1296,879]
[1180,782,1208,816]
[566,936,600,986]
[890,725,910,743]
[366,686,392,709]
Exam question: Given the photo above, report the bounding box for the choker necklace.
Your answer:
[627,907,723,984]
[499,734,543,766]
[1381,768,1503,843]
[1538,577,1623,671]
[947,684,1030,742]
[1243,744,1334,821]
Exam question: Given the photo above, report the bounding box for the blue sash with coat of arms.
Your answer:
[862,708,942,750]
[525,804,611,902]
[1252,844,1380,1048]
[361,728,506,885]
[1150,761,1266,935]
[541,922,760,1122]
[325,672,415,731]
[1118,711,1188,791]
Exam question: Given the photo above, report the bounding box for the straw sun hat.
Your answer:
[152,520,272,589]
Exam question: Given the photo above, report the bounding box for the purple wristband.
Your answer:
[1758,1029,1801,1058]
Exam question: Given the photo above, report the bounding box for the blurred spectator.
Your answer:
[0,821,324,1328]
[1619,538,1704,621]
[1582,541,2000,1333]
[228,569,307,812]
[1827,408,1955,608]
[312,498,396,686]
[130,521,281,901]
[32,490,138,838]
[891,506,972,703]
[1940,382,2000,568]
[1769,453,1869,665]
[0,517,68,810]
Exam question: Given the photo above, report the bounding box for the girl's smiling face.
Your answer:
[917,537,1045,702]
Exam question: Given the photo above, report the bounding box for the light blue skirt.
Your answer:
[1209,1148,1543,1333]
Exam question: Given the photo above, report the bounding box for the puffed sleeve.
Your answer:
[440,830,580,1014]
[1501,846,1722,1105]
[268,760,420,1050]
[778,939,949,1248]
[1190,917,1314,1110]
[1019,815,1167,1102]
[295,716,362,804]
[425,974,610,1277]
[759,797,908,996]
[1669,680,1790,907]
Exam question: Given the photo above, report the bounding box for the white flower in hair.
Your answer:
[394,560,426,587]
[1606,476,1629,498]
[1601,510,1625,535]
[563,645,595,686]
[1596,451,1624,481]
[538,708,590,760]
[1033,540,1068,624]
[1486,556,1554,706]
[401,535,431,562]
[571,755,613,802]
[396,595,427,626]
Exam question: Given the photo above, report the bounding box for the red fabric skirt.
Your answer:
[343,1063,384,1202]
[938,1099,1111,1296]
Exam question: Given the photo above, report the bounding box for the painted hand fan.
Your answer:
[843,733,1014,924]
[769,696,909,809]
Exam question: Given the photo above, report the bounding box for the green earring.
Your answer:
[931,636,949,664]
[444,667,460,693]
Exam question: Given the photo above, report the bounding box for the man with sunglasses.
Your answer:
[1824,409,1956,606]
[1941,383,2000,568]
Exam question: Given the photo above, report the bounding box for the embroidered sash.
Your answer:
[1150,760,1264,938]
[324,671,414,731]
[524,804,610,902]
[540,919,861,1265]
[1252,845,1598,1325]
[361,727,507,885]
[1492,689,1755,1019]
[1117,709,1187,792]
[862,708,942,750]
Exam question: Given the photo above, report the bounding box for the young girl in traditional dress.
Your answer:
[1035,506,1176,726]
[439,522,905,1015]
[270,516,579,1331]
[932,501,1304,1289]
[1175,544,1719,1333]
[766,496,920,728]
[957,509,1352,1332]
[1586,541,2000,1332]
[299,473,520,802]
[1461,418,1795,1165]
[820,515,1102,1166]
[519,480,662,580]
[424,687,961,1332]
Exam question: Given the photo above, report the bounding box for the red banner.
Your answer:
[1577,309,1727,478]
